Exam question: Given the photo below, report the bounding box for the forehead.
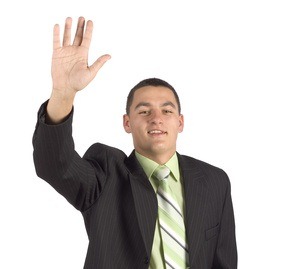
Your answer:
[132,86,176,104]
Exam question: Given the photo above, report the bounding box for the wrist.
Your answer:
[51,87,76,102]
[47,91,75,124]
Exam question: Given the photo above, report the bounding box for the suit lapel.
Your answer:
[125,151,158,257]
[178,154,208,266]
[125,151,208,264]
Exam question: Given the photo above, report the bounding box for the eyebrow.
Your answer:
[161,101,176,109]
[134,101,176,110]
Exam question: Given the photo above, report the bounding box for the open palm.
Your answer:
[51,17,110,95]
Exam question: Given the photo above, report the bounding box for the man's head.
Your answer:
[126,78,181,115]
[123,78,184,164]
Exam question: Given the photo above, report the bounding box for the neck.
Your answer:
[135,150,176,165]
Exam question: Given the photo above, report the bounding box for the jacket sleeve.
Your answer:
[212,173,238,269]
[32,101,107,212]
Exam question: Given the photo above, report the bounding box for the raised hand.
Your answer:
[47,17,111,123]
[52,17,110,95]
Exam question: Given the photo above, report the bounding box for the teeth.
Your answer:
[148,130,164,134]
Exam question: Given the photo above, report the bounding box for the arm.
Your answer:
[33,17,111,211]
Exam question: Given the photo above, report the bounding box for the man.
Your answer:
[33,17,237,269]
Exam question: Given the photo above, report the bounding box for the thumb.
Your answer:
[89,54,111,78]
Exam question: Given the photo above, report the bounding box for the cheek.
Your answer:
[130,123,143,136]
[170,120,183,131]
[131,119,145,130]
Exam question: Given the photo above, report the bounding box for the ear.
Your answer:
[178,114,184,133]
[123,114,132,133]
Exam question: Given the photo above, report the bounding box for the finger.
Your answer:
[89,54,111,78]
[53,24,61,50]
[63,17,72,46]
[81,20,93,49]
[73,17,85,46]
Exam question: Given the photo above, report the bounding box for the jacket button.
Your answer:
[144,256,149,264]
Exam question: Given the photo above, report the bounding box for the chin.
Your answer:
[149,145,168,155]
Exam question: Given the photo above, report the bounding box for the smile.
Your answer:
[147,130,167,134]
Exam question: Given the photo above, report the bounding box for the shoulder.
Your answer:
[178,154,230,187]
[83,143,127,161]
[81,143,129,176]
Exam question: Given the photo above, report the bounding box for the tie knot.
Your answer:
[154,165,170,182]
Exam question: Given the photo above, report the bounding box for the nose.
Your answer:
[149,110,163,125]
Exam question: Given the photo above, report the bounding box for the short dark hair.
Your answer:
[126,78,181,115]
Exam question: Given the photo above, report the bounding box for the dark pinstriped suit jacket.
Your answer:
[33,102,237,269]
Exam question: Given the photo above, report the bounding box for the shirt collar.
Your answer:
[135,151,180,182]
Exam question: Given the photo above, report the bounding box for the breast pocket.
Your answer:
[205,223,220,241]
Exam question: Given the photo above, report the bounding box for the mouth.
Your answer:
[147,130,168,135]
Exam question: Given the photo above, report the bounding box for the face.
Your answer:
[123,86,184,162]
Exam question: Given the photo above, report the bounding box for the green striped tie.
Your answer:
[154,165,189,269]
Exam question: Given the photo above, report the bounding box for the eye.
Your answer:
[164,110,173,114]
[139,110,150,115]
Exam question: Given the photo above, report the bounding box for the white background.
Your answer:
[1,0,282,268]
